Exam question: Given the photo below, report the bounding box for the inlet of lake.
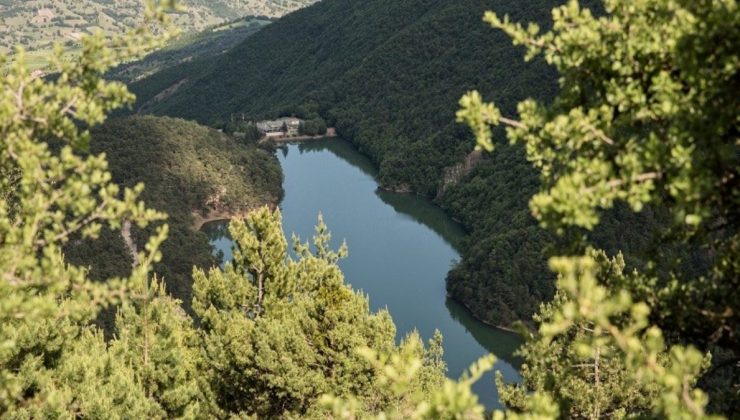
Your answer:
[201,139,522,409]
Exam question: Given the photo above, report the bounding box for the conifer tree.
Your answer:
[0,0,179,415]
[192,207,447,417]
[496,251,671,418]
[2,0,736,418]
[110,277,208,418]
[19,330,160,418]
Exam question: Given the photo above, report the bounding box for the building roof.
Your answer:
[257,117,303,132]
[37,8,54,18]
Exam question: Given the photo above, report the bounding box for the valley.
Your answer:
[131,0,671,329]
[3,0,734,416]
[129,0,565,328]
[74,0,717,407]
[203,139,523,409]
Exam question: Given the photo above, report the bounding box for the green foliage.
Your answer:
[109,16,274,117]
[134,0,546,323]
[0,1,462,418]
[498,252,691,418]
[499,251,718,419]
[0,0,178,414]
[460,0,739,347]
[111,277,208,418]
[440,144,556,327]
[301,117,327,136]
[440,146,699,328]
[133,0,676,331]
[457,0,738,417]
[15,329,160,418]
[322,346,494,420]
[461,1,738,238]
[72,115,282,307]
[108,17,272,85]
[2,7,454,414]
[1,0,315,70]
[137,0,560,194]
[3,0,736,417]
[192,207,447,417]
[223,119,263,142]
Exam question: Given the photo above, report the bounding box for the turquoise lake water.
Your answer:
[202,139,522,409]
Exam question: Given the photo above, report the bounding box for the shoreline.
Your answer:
[449,294,523,335]
[332,138,525,336]
[192,212,234,231]
[195,139,525,338]
[192,203,279,231]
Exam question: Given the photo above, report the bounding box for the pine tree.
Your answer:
[192,207,447,417]
[15,329,160,419]
[0,0,179,415]
[2,0,736,418]
[496,252,665,418]
[110,277,208,418]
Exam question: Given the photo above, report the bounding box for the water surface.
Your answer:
[202,139,522,408]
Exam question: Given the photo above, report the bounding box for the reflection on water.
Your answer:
[201,221,230,266]
[202,139,522,409]
[445,298,523,367]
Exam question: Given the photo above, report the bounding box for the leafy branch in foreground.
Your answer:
[457,0,737,418]
[498,251,715,418]
[321,347,495,420]
[0,1,179,414]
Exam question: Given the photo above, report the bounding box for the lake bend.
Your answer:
[201,139,522,409]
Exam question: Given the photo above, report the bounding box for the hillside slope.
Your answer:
[134,0,675,327]
[136,0,558,193]
[0,0,317,67]
[66,116,282,308]
[108,16,272,84]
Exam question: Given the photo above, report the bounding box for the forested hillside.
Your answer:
[108,16,272,84]
[66,116,282,308]
[131,0,661,327]
[3,0,736,416]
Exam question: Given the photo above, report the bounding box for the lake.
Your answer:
[201,139,522,409]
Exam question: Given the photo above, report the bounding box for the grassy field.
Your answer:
[0,0,317,70]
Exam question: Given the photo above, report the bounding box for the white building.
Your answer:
[256,117,302,136]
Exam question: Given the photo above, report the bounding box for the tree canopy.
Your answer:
[0,0,178,413]
[0,0,736,418]
[457,0,738,417]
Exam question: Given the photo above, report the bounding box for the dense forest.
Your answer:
[67,116,282,309]
[129,0,679,327]
[2,0,736,417]
[128,0,566,326]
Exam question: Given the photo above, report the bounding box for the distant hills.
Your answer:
[108,17,272,84]
[0,0,318,67]
[129,0,560,193]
